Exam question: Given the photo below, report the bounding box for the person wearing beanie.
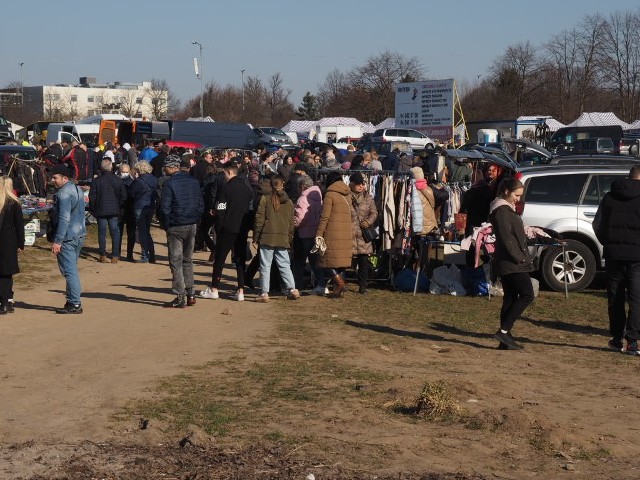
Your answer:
[349,171,378,294]
[50,163,87,314]
[410,166,438,236]
[159,153,204,308]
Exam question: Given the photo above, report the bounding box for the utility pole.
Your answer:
[192,41,204,118]
[241,69,245,111]
[19,62,24,109]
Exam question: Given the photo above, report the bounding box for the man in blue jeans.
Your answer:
[159,155,204,308]
[89,159,127,263]
[50,164,87,314]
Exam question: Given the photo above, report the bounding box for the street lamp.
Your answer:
[192,41,204,118]
[241,69,245,111]
[19,62,24,109]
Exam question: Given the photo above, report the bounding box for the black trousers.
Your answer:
[211,231,247,290]
[0,275,13,305]
[606,259,640,342]
[356,254,371,286]
[119,210,136,259]
[499,272,534,332]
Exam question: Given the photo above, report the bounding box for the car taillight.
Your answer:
[514,172,523,181]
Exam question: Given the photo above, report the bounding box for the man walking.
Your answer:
[50,164,86,314]
[89,159,127,263]
[593,164,640,355]
[159,154,204,308]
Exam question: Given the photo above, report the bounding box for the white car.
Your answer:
[371,128,435,150]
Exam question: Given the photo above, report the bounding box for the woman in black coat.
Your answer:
[0,176,25,314]
[488,178,534,350]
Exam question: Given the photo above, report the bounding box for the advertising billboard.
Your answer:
[395,79,454,140]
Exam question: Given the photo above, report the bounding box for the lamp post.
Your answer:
[241,69,245,111]
[192,41,204,118]
[19,62,24,109]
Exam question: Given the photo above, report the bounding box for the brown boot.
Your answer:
[111,256,119,264]
[99,255,109,263]
[329,274,346,298]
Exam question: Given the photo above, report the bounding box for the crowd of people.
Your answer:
[3,136,640,356]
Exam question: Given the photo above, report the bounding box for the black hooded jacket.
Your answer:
[593,178,640,261]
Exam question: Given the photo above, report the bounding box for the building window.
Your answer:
[136,97,143,104]
[70,95,78,102]
[88,96,94,103]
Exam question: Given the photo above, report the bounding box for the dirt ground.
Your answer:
[1,230,640,479]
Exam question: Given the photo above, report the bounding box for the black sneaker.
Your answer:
[163,296,186,308]
[493,329,523,350]
[56,303,83,314]
[608,338,624,352]
[7,300,15,313]
[624,340,640,356]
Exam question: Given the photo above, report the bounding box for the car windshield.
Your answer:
[1,149,37,161]
[261,128,285,135]
[599,138,614,149]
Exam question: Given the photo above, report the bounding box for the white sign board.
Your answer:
[395,79,454,140]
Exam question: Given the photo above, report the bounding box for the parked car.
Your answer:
[549,154,640,166]
[548,125,623,153]
[371,128,435,150]
[619,138,640,157]
[558,137,615,155]
[517,164,631,292]
[253,127,293,147]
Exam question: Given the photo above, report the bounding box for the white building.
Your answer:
[21,77,167,120]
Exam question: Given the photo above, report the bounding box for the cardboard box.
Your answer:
[24,219,41,233]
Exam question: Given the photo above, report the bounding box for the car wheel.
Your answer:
[540,240,596,292]
[630,143,639,157]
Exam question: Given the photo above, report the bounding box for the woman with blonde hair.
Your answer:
[129,160,158,263]
[0,176,24,314]
[253,175,299,303]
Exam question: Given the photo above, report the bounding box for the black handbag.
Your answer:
[361,225,378,243]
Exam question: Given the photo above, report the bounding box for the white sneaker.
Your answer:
[199,287,219,299]
[233,291,245,302]
[287,289,300,300]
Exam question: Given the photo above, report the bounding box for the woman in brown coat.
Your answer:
[316,171,353,297]
[349,172,378,294]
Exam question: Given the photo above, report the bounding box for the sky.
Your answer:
[1,0,638,111]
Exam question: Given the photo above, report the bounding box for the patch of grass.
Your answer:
[264,430,286,442]
[573,446,612,461]
[414,380,463,420]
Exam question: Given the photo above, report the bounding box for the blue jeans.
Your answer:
[57,236,85,305]
[167,224,196,296]
[259,246,295,295]
[135,207,155,260]
[97,215,121,258]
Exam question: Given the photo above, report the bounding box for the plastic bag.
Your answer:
[462,266,489,296]
[429,264,467,296]
[393,268,429,292]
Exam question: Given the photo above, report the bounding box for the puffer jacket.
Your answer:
[413,181,437,235]
[488,198,534,277]
[88,171,127,217]
[254,190,294,249]
[294,185,323,239]
[159,171,204,229]
[129,173,158,210]
[316,180,353,268]
[350,191,377,255]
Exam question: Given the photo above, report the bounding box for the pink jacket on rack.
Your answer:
[294,185,323,238]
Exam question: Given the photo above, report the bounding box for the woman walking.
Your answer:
[488,178,534,350]
[348,172,377,294]
[253,175,299,303]
[0,176,24,314]
[316,171,353,298]
[129,161,158,263]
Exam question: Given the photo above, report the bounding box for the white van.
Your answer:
[46,123,99,146]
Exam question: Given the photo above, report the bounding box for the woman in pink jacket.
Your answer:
[292,176,324,293]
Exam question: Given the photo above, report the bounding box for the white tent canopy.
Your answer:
[517,115,565,132]
[565,112,632,129]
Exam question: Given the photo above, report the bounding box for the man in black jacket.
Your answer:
[593,164,640,355]
[159,154,205,308]
[88,159,128,263]
[199,162,254,302]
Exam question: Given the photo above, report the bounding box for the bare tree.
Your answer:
[145,78,180,120]
[43,93,66,122]
[266,73,294,124]
[118,89,143,118]
[347,51,424,123]
[600,10,640,121]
